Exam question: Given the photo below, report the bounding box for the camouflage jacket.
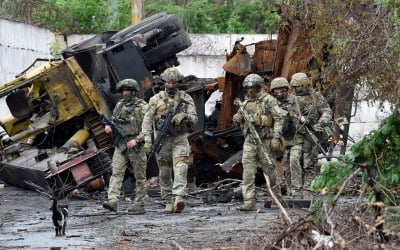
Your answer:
[142,90,198,142]
[276,93,305,144]
[112,97,148,143]
[297,89,332,126]
[234,92,286,140]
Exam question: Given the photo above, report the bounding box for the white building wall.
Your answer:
[0,18,390,142]
[0,19,56,85]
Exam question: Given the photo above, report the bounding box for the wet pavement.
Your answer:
[0,184,287,249]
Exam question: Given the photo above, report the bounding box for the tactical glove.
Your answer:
[232,113,243,124]
[171,113,187,125]
[143,140,152,154]
[312,123,323,132]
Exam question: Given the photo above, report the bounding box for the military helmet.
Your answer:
[242,73,264,88]
[270,77,290,91]
[116,79,140,91]
[290,72,310,87]
[161,67,184,82]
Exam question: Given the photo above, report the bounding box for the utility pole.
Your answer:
[131,0,144,24]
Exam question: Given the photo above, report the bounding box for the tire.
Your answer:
[143,32,192,69]
[110,13,183,44]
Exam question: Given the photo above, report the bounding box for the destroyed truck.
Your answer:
[0,13,193,198]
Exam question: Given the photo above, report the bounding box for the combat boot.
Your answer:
[128,204,145,215]
[164,202,175,213]
[103,200,117,211]
[174,196,185,213]
[239,200,256,211]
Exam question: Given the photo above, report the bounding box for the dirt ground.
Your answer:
[0,183,298,250]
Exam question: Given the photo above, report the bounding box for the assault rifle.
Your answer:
[102,114,143,160]
[148,98,188,159]
[304,124,330,156]
[234,98,283,176]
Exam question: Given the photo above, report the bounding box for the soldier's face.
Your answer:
[165,80,178,95]
[246,86,258,98]
[272,88,288,101]
[294,85,308,95]
[122,89,134,99]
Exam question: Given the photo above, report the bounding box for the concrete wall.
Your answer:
[0,18,390,143]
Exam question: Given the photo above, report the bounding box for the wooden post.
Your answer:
[131,0,144,24]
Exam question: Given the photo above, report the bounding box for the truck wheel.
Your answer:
[110,13,183,44]
[143,32,192,69]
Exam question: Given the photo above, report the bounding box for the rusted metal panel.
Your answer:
[273,21,314,80]
[216,72,243,130]
[252,40,277,75]
[70,162,93,185]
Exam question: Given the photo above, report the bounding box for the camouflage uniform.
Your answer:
[270,77,304,198]
[291,73,332,189]
[233,74,286,211]
[103,79,148,213]
[142,67,198,213]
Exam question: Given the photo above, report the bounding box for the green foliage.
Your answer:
[145,0,280,33]
[52,0,114,33]
[309,198,323,222]
[312,111,400,205]
[0,0,280,34]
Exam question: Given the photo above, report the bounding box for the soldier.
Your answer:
[270,77,304,198]
[232,73,286,211]
[103,79,149,214]
[290,72,332,191]
[142,67,198,213]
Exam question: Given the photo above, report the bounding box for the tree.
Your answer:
[144,0,281,33]
[283,0,400,107]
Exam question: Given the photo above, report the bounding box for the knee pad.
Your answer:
[174,156,188,166]
[159,159,170,168]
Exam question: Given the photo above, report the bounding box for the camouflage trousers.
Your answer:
[241,138,278,204]
[108,146,147,206]
[303,143,318,188]
[157,134,189,202]
[282,142,303,195]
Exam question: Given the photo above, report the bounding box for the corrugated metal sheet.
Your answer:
[0,19,55,85]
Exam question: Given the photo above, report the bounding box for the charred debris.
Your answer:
[0,9,350,200]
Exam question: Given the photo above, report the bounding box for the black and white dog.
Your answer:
[51,198,69,236]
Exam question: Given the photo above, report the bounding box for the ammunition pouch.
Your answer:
[262,115,273,127]
[173,119,190,133]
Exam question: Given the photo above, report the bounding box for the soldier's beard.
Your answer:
[246,88,258,99]
[165,87,177,96]
[275,93,287,101]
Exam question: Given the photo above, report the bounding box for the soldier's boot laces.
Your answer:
[103,201,117,212]
[239,201,256,211]
[174,196,185,213]
[128,204,145,214]
[164,202,175,213]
